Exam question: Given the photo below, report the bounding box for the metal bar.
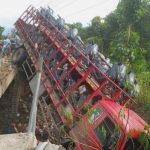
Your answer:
[33,29,57,57]
[43,46,74,82]
[39,28,56,51]
[44,40,68,65]
[32,104,37,135]
[24,9,35,23]
[50,47,75,75]
[111,90,122,102]
[26,58,36,80]
[73,79,108,117]
[29,19,45,41]
[18,20,35,47]
[27,56,43,135]
[43,61,65,96]
[23,13,30,23]
[26,59,34,74]
[56,66,95,108]
[98,90,111,100]
[48,56,83,95]
[33,23,51,44]
[16,5,33,22]
[22,60,30,80]
[24,7,36,23]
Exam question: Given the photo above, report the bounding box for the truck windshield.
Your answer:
[88,107,103,124]
[95,117,120,149]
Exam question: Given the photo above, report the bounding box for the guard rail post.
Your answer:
[27,56,43,135]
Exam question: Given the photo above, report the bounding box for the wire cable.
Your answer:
[50,0,63,6]
[52,0,66,8]
[36,0,45,7]
[55,0,78,11]
[45,0,56,7]
[50,0,60,6]
[63,0,109,18]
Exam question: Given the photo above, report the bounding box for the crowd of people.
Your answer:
[0,36,11,57]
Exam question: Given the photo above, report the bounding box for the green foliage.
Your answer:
[101,126,107,139]
[17,67,24,72]
[62,110,74,125]
[136,72,150,108]
[109,31,144,64]
[86,16,107,40]
[88,16,102,36]
[117,0,148,27]
[0,26,4,39]
[139,127,150,150]
[104,12,119,37]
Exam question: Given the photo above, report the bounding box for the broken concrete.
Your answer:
[0,57,17,98]
[44,142,66,150]
[36,142,66,150]
[0,133,37,150]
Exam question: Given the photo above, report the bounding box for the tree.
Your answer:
[109,30,147,67]
[103,12,119,56]
[117,0,148,43]
[87,16,107,38]
[134,4,150,70]
[0,26,4,39]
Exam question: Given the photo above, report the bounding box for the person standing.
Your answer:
[0,40,2,50]
[6,36,11,56]
[2,36,11,57]
[2,36,7,57]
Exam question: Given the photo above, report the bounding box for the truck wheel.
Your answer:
[12,48,27,65]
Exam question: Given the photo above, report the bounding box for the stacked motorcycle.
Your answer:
[27,6,140,109]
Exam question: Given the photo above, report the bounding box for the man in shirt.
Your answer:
[6,36,11,56]
[2,36,11,57]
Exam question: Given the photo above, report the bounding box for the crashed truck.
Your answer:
[11,5,149,150]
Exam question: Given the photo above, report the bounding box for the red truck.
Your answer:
[12,5,149,150]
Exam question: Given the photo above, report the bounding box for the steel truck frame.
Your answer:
[12,5,149,150]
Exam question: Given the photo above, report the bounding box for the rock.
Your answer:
[44,142,66,150]
[0,133,37,150]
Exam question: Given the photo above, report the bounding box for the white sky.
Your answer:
[0,0,119,34]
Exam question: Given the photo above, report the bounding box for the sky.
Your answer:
[0,0,120,34]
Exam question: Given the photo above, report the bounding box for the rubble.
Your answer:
[36,142,66,150]
[0,133,37,150]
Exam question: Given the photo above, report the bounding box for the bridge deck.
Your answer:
[0,56,17,98]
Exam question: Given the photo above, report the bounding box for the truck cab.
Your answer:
[69,100,146,150]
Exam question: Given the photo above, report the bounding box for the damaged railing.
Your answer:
[27,56,43,135]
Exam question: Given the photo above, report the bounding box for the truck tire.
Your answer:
[12,47,28,65]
